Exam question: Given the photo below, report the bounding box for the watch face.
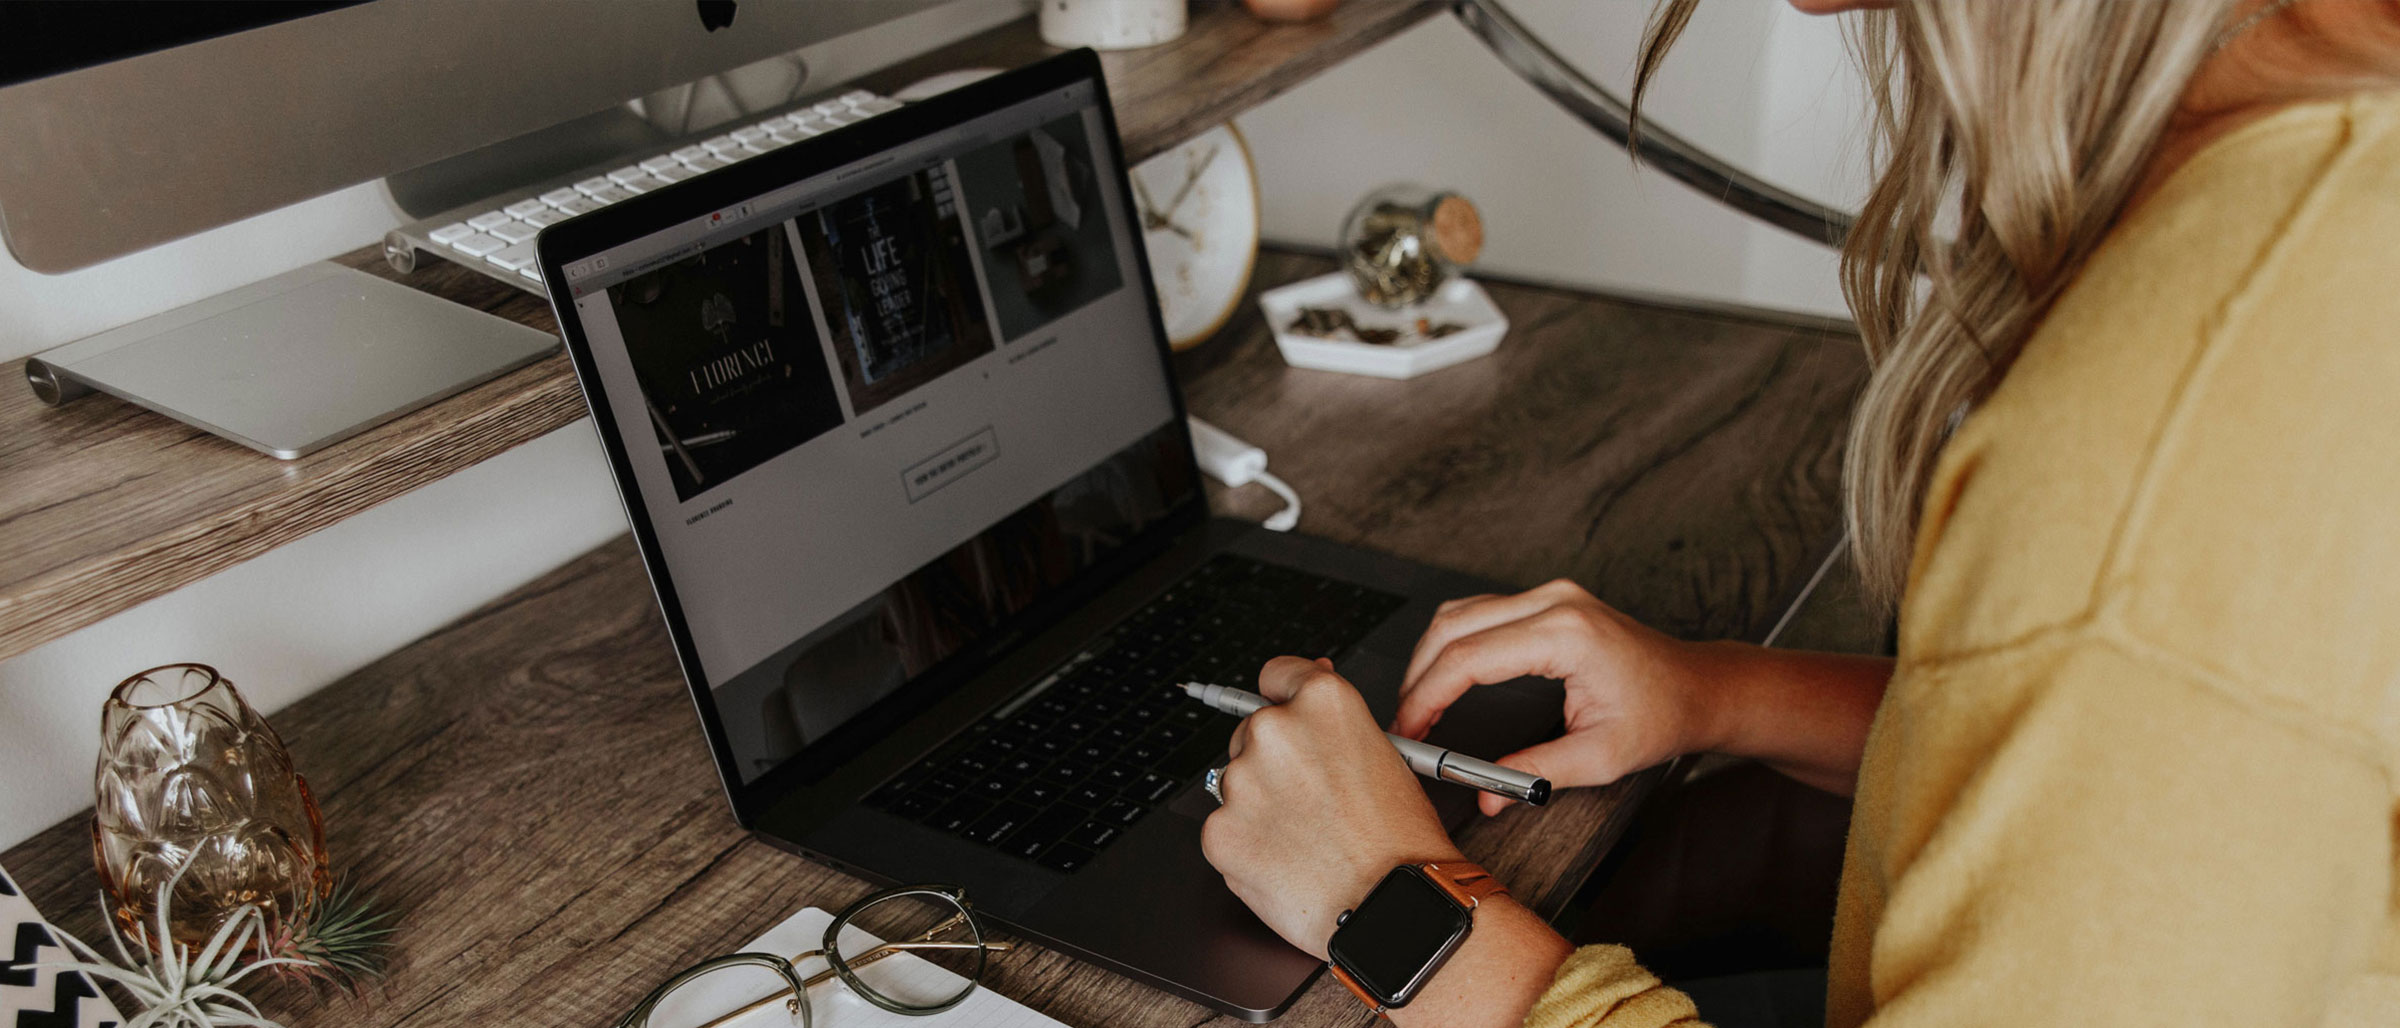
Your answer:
[1328,866,1474,1007]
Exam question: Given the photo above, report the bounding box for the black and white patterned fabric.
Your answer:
[0,864,122,1028]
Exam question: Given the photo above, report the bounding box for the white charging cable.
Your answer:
[1188,416,1301,531]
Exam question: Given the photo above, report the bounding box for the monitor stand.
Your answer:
[23,262,557,459]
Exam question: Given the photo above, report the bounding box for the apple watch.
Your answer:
[1326,861,1508,1016]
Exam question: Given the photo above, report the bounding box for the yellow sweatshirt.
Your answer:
[1525,90,2400,1028]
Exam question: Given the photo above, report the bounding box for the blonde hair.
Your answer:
[1636,1,2235,614]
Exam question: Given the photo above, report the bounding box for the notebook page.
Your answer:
[639,906,1066,1028]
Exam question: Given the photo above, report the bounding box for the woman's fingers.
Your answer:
[1392,613,1580,740]
[1400,581,1587,701]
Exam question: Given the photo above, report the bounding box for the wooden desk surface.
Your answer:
[2,251,1864,1027]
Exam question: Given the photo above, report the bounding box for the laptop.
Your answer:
[536,49,1564,1022]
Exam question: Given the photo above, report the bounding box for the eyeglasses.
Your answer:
[614,884,1016,1028]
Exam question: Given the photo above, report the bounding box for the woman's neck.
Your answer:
[2131,0,2400,210]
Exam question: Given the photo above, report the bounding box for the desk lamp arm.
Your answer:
[1450,0,1855,250]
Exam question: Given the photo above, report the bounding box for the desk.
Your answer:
[2,249,1865,1027]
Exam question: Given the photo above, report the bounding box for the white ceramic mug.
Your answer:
[1038,0,1187,50]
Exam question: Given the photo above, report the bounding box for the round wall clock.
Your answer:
[1131,123,1260,351]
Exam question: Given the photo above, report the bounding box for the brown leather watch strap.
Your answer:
[1419,860,1507,909]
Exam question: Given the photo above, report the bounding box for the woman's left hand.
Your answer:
[1199,656,1465,959]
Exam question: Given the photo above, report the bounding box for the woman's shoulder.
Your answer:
[1899,91,2400,736]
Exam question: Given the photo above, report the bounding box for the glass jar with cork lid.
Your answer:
[1338,186,1485,309]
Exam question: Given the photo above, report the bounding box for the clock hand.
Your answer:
[1130,171,1170,230]
[1160,144,1222,220]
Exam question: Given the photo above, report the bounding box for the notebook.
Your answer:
[641,905,1066,1028]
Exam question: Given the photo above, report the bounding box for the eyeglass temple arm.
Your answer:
[1449,0,1857,250]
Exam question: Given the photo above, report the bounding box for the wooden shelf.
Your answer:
[0,1,1439,661]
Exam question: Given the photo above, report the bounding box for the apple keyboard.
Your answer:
[383,89,903,297]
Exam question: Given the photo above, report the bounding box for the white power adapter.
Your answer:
[1188,416,1300,531]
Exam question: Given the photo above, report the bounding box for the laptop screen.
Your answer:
[554,77,1195,786]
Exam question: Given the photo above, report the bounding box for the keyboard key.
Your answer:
[539,187,582,207]
[490,221,539,244]
[823,109,864,127]
[923,771,968,796]
[1098,798,1147,827]
[555,196,601,215]
[1069,742,1114,766]
[1001,806,1085,859]
[621,177,661,194]
[585,186,633,205]
[968,776,1013,800]
[1040,761,1092,786]
[855,97,903,116]
[1068,821,1121,850]
[671,145,710,163]
[740,142,770,157]
[607,165,650,184]
[839,90,877,106]
[1019,781,1063,805]
[1065,784,1110,809]
[1132,772,1180,803]
[574,176,614,194]
[966,802,1038,845]
[765,129,802,146]
[889,791,938,819]
[523,207,571,228]
[701,135,740,154]
[1039,844,1093,873]
[1094,762,1142,792]
[448,232,506,257]
[813,99,850,116]
[485,241,538,271]
[428,222,473,244]
[731,125,771,144]
[926,797,990,834]
[685,154,728,172]
[467,210,513,231]
[504,198,548,219]
[519,266,543,285]
[639,155,680,174]
[653,164,697,183]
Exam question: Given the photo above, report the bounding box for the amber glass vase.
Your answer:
[92,664,329,946]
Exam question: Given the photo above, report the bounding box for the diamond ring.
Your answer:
[1203,766,1225,805]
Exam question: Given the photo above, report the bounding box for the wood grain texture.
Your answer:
[0,4,1436,662]
[1185,252,1867,643]
[4,249,1866,1027]
[861,1,1440,166]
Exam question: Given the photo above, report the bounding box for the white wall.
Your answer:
[0,0,1032,853]
[1235,0,1869,317]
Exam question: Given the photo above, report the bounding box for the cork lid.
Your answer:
[1430,195,1483,265]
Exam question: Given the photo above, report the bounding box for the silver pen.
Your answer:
[1180,682,1551,806]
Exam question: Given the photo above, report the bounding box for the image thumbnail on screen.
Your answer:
[609,223,845,502]
[797,167,996,415]
[952,112,1124,343]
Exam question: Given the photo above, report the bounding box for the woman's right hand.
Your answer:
[1395,579,1719,816]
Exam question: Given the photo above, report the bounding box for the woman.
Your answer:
[1200,1,2400,1024]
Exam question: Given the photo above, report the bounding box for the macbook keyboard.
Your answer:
[865,554,1406,873]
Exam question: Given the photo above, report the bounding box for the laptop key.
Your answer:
[1065,784,1110,809]
[969,776,1013,800]
[926,796,990,834]
[1098,798,1147,827]
[1132,772,1180,804]
[1039,844,1094,874]
[1095,762,1142,792]
[1068,821,1120,850]
[924,771,969,796]
[1019,781,1063,805]
[1002,806,1086,858]
[967,802,1038,845]
[1040,761,1092,786]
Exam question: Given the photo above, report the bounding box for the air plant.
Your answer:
[37,867,311,1028]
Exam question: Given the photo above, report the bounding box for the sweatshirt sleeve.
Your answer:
[1832,638,2391,1026]
[1521,945,1705,1028]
